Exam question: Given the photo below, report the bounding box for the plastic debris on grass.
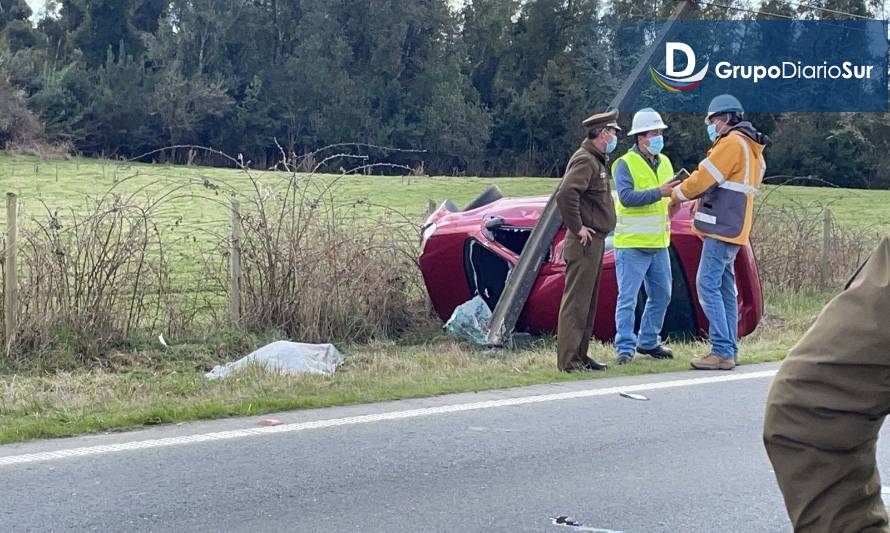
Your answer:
[444,295,492,346]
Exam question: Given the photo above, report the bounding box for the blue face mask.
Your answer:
[606,134,618,154]
[707,123,719,143]
[647,135,664,155]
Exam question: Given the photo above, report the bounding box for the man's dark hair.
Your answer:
[587,127,604,140]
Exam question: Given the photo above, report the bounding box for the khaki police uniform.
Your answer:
[764,236,890,532]
[555,110,619,371]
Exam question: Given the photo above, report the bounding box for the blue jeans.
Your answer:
[614,248,672,355]
[696,237,741,359]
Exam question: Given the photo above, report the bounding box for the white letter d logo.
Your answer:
[650,42,708,91]
[666,42,696,77]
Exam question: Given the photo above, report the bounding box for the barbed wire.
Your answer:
[698,0,877,24]
[785,0,872,20]
[697,0,796,19]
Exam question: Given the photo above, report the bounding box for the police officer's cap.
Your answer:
[582,109,621,131]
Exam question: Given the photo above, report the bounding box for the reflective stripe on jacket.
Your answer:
[672,129,766,245]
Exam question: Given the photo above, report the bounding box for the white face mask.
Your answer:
[647,135,664,155]
[708,119,728,142]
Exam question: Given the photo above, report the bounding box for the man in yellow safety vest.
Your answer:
[611,108,680,365]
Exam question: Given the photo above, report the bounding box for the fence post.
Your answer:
[229,199,242,326]
[5,193,17,352]
[820,207,832,289]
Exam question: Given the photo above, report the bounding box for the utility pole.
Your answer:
[484,1,694,347]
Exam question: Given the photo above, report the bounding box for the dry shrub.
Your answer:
[6,139,73,159]
[752,201,876,292]
[0,73,72,159]
[0,144,432,364]
[1,167,223,362]
[8,196,167,359]
[236,171,427,343]
[0,75,43,148]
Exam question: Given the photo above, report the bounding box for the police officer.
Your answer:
[555,110,620,372]
[764,236,890,532]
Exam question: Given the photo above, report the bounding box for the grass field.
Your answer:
[0,154,557,224]
[2,153,889,233]
[0,152,880,444]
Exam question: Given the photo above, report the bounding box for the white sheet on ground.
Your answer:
[206,341,345,379]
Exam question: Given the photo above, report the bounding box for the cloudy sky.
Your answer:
[26,0,44,17]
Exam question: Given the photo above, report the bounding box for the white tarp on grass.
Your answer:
[206,341,345,379]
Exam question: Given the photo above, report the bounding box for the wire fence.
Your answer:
[751,177,882,293]
[0,157,430,360]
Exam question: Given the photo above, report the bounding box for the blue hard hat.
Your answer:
[706,94,744,122]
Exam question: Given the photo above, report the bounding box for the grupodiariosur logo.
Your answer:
[650,42,709,92]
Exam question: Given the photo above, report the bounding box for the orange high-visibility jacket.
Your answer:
[671,128,766,245]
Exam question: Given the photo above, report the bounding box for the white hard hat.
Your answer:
[627,108,668,136]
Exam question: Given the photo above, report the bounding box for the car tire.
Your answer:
[463,186,503,212]
[442,199,460,213]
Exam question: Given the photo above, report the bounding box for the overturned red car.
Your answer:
[419,187,763,342]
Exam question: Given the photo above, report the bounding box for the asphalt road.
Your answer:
[2,363,887,533]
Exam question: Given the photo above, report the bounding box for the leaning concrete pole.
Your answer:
[484,0,693,347]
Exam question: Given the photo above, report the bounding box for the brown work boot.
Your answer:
[690,354,736,371]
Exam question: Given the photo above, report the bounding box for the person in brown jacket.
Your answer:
[554,110,620,372]
[764,235,890,532]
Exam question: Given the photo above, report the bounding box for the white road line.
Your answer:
[0,370,777,467]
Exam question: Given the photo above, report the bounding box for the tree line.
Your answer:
[0,0,887,187]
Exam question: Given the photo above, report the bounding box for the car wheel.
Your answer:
[463,186,503,212]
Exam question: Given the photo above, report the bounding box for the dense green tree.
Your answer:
[461,0,519,110]
[3,19,43,53]
[79,43,158,154]
[0,0,39,55]
[65,0,145,67]
[132,0,166,33]
[150,62,231,149]
[0,0,31,29]
[0,0,884,185]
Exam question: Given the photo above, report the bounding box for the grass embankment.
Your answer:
[0,153,868,444]
[0,289,828,445]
